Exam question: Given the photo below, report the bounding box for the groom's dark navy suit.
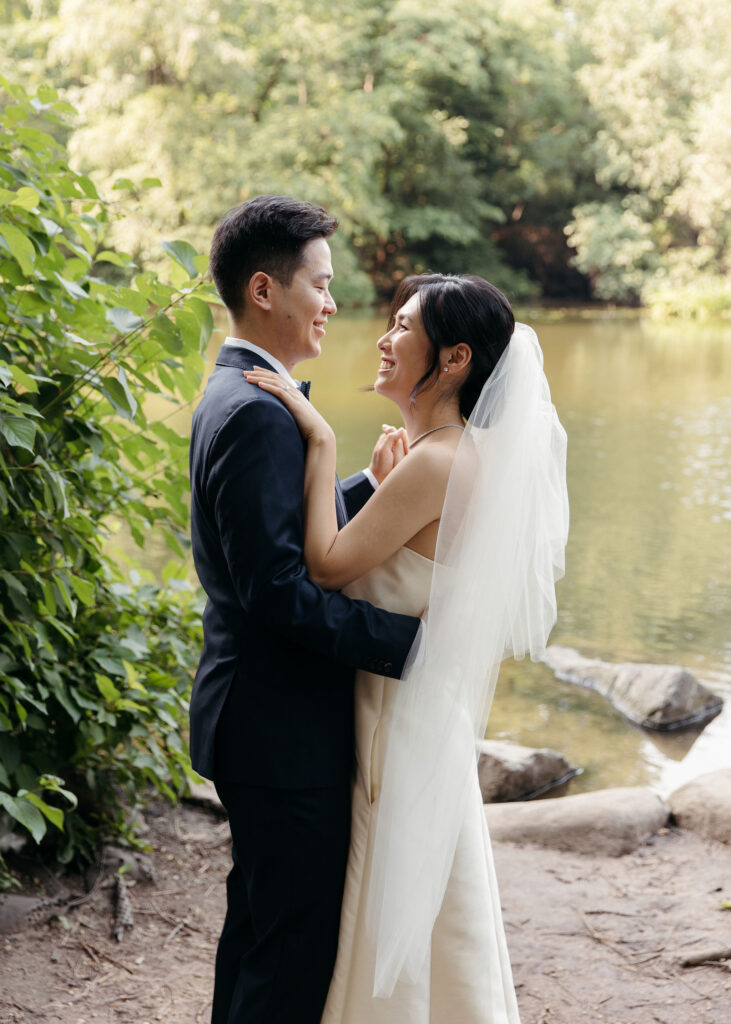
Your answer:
[189,343,418,1024]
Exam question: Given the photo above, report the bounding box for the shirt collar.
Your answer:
[223,337,296,386]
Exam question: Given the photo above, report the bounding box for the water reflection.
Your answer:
[116,312,731,795]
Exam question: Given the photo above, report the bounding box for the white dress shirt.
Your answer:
[225,335,378,490]
[223,336,296,386]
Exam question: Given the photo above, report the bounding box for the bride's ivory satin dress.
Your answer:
[321,546,521,1024]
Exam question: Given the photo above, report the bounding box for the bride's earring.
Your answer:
[443,366,449,373]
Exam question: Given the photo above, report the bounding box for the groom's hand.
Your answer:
[368,425,409,484]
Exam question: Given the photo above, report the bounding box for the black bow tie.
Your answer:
[298,380,311,400]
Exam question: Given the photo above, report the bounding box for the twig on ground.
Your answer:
[578,909,632,961]
[548,974,579,1004]
[100,986,148,1006]
[681,947,731,967]
[163,920,185,946]
[80,940,101,965]
[83,944,135,975]
[585,907,639,918]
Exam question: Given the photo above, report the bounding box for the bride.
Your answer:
[245,273,568,1023]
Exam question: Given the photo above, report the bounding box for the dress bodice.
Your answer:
[343,545,433,619]
[342,546,433,809]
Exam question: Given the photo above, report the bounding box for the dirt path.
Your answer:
[1,801,729,1023]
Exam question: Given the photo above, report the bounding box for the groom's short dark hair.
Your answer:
[210,195,338,314]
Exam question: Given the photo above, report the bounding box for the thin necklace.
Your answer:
[409,423,464,448]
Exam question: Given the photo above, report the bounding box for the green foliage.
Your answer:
[565,198,661,304]
[0,78,216,876]
[566,0,730,305]
[2,0,727,309]
[0,0,601,304]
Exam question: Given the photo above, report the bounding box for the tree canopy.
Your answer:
[2,0,728,312]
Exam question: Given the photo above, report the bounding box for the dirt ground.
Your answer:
[1,799,729,1024]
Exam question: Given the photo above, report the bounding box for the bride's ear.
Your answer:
[248,271,273,311]
[445,343,472,375]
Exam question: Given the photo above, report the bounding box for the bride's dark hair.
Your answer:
[388,273,515,419]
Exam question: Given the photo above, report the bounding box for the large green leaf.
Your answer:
[0,793,47,843]
[0,416,37,451]
[19,791,64,832]
[100,376,137,419]
[107,307,144,334]
[161,239,199,278]
[10,365,39,393]
[0,224,35,276]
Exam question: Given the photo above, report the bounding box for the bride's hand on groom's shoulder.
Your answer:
[368,424,409,485]
[243,367,335,445]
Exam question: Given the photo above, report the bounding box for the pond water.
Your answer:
[122,311,731,796]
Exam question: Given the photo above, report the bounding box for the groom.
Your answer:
[188,195,419,1024]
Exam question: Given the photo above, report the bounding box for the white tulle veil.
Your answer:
[365,322,569,997]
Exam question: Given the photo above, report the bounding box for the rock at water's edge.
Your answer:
[485,786,670,856]
[477,739,580,802]
[543,646,723,731]
[668,769,731,845]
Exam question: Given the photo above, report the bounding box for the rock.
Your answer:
[0,890,78,934]
[184,777,226,816]
[0,810,27,854]
[100,844,157,883]
[668,770,731,845]
[543,645,723,731]
[485,786,670,856]
[476,739,581,802]
[0,895,46,934]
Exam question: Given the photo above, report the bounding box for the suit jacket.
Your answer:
[188,344,419,787]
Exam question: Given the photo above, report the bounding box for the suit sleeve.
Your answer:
[341,470,376,520]
[207,398,418,678]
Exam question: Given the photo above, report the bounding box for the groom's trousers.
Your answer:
[212,781,351,1024]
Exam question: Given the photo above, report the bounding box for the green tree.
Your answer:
[1,0,594,303]
[566,0,731,312]
[0,77,216,876]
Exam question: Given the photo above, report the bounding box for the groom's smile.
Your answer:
[270,236,337,369]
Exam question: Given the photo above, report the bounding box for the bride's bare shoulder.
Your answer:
[386,439,457,494]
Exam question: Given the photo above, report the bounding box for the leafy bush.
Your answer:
[0,77,216,877]
[565,198,661,304]
[643,250,731,320]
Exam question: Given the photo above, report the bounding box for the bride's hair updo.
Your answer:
[388,273,515,419]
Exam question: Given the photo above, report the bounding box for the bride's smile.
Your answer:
[374,292,432,400]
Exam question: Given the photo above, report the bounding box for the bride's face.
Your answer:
[375,292,433,402]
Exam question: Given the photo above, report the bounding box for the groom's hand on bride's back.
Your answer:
[368,425,409,485]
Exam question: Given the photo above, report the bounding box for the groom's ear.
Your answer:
[248,271,274,311]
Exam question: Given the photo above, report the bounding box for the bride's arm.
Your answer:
[244,368,452,589]
[305,445,451,588]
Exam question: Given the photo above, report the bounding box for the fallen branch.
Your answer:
[681,947,731,968]
[113,875,134,943]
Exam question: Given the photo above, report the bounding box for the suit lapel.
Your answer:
[217,344,349,528]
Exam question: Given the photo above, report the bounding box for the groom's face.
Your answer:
[269,237,337,367]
